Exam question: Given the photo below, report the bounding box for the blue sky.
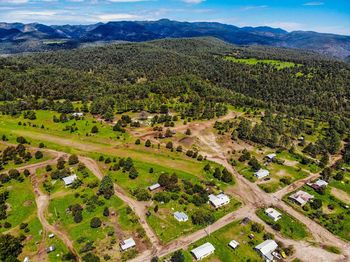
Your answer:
[0,0,349,35]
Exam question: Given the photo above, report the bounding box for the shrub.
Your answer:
[68,155,79,165]
[34,151,43,159]
[91,126,99,133]
[90,217,102,228]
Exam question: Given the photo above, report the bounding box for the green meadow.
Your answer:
[256,207,310,240]
[224,56,298,69]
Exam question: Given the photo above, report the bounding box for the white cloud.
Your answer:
[182,0,205,4]
[0,0,29,3]
[303,2,324,6]
[97,13,139,21]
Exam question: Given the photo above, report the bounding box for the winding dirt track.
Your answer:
[16,151,81,261]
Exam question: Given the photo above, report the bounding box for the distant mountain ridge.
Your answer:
[0,19,349,59]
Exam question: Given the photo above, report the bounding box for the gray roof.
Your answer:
[62,174,77,185]
[174,211,188,221]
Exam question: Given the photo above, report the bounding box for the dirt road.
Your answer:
[15,152,80,261]
[79,157,161,254]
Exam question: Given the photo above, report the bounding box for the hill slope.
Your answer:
[0,19,349,59]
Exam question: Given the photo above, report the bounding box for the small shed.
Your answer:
[46,245,56,253]
[120,237,136,251]
[266,153,276,161]
[148,183,161,191]
[265,208,282,222]
[254,169,270,179]
[174,211,188,222]
[229,240,239,249]
[191,242,215,261]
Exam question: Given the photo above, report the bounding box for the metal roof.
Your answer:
[191,242,215,260]
[62,174,77,185]
[120,237,136,251]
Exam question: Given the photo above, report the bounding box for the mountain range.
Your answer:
[0,19,349,59]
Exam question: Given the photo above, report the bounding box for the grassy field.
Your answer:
[147,198,241,243]
[47,171,149,260]
[224,56,298,69]
[256,207,310,240]
[284,185,350,241]
[164,220,272,262]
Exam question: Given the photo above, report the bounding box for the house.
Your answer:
[71,112,84,117]
[62,174,78,186]
[228,240,239,249]
[208,193,230,208]
[120,237,136,251]
[289,190,314,206]
[148,183,161,191]
[46,245,56,253]
[308,179,328,190]
[191,242,215,261]
[48,233,55,238]
[265,208,282,222]
[254,169,270,179]
[23,257,29,262]
[255,239,278,262]
[174,211,188,222]
[266,153,276,161]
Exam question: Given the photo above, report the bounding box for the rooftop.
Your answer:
[62,174,77,186]
[191,242,215,260]
[120,237,136,251]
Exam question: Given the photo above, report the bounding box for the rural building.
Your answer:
[48,233,55,238]
[174,211,188,222]
[308,179,328,190]
[62,174,78,186]
[265,153,276,161]
[228,240,239,249]
[265,208,282,222]
[255,239,278,262]
[46,245,56,253]
[191,242,215,260]
[209,193,230,208]
[71,112,84,117]
[139,111,149,120]
[254,169,270,179]
[148,183,161,191]
[289,190,314,206]
[24,257,29,262]
[120,237,136,251]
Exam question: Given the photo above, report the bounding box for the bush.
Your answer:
[135,139,141,145]
[145,139,152,147]
[16,136,27,144]
[23,169,30,177]
[91,126,99,133]
[103,207,110,217]
[34,151,43,159]
[90,217,102,228]
[68,154,79,165]
[251,223,264,233]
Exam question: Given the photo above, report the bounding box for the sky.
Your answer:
[0,0,349,35]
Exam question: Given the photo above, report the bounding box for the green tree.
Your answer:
[90,217,102,228]
[68,154,79,165]
[98,176,114,199]
[0,234,23,261]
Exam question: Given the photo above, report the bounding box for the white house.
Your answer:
[46,245,56,253]
[266,153,276,161]
[228,240,239,249]
[148,183,161,191]
[255,239,278,262]
[23,257,30,262]
[289,190,314,206]
[265,208,282,222]
[120,237,136,251]
[254,169,270,179]
[62,174,78,186]
[71,112,84,117]
[48,233,55,238]
[191,242,215,260]
[208,193,230,208]
[314,179,328,187]
[174,211,188,222]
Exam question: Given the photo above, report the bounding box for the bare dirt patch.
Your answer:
[331,188,350,204]
[23,200,33,207]
[178,137,195,147]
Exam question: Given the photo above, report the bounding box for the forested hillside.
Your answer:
[0,37,349,121]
